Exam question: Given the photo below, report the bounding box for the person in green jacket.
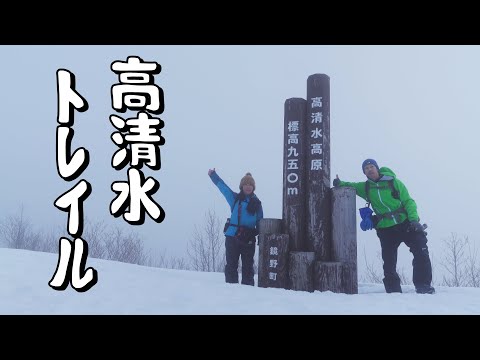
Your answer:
[333,159,435,294]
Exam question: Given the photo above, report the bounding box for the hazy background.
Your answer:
[1,45,478,277]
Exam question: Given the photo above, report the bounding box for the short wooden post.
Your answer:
[331,186,358,294]
[258,219,288,289]
[341,263,357,295]
[289,251,315,292]
[314,262,358,294]
[258,218,282,235]
[258,234,289,289]
[314,261,343,293]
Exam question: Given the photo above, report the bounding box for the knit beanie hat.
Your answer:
[362,159,379,173]
[239,172,255,191]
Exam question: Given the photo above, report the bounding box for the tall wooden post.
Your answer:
[282,98,307,251]
[306,74,331,261]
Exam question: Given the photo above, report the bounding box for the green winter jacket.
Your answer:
[337,167,419,229]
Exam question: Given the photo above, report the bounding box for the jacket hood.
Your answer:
[378,167,396,179]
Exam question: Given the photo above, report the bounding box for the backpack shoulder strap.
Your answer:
[365,181,371,207]
[237,198,242,225]
[388,179,400,200]
[231,193,240,212]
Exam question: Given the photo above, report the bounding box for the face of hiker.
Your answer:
[242,184,254,195]
[364,164,380,181]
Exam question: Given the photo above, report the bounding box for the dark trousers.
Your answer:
[376,221,433,293]
[225,236,256,286]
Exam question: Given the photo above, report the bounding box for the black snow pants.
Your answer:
[224,235,256,286]
[376,220,433,293]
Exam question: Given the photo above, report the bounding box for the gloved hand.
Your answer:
[360,217,374,231]
[407,221,424,233]
[359,206,373,220]
[359,207,374,231]
[333,175,341,187]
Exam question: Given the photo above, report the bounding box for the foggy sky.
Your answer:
[1,45,479,275]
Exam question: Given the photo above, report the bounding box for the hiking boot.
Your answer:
[416,285,435,294]
[383,278,402,293]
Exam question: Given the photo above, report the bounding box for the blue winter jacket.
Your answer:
[209,171,263,237]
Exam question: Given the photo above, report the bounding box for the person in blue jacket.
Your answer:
[208,168,263,286]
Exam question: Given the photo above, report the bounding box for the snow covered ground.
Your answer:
[1,248,479,315]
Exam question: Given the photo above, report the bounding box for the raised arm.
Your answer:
[208,168,236,210]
